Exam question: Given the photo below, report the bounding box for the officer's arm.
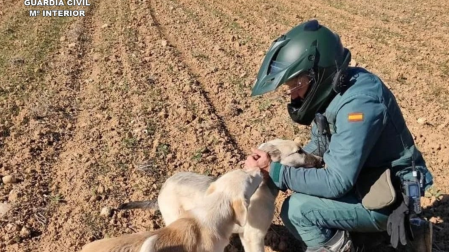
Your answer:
[269,95,386,198]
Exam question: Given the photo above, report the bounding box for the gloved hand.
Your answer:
[387,193,413,248]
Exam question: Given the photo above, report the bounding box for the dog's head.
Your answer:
[205,168,263,227]
[258,138,322,168]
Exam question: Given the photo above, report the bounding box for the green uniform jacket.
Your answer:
[269,67,434,199]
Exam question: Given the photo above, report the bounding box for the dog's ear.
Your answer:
[258,143,281,162]
[293,137,302,147]
[232,198,248,226]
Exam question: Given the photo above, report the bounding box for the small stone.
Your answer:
[59,36,66,42]
[100,207,112,217]
[97,185,105,194]
[19,227,31,238]
[0,203,11,218]
[101,24,109,29]
[161,40,168,47]
[8,190,21,202]
[417,118,427,125]
[68,42,76,48]
[93,53,101,62]
[2,175,17,184]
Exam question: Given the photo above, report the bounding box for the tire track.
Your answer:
[150,0,309,148]
[147,0,248,160]
[35,0,154,248]
[31,2,105,251]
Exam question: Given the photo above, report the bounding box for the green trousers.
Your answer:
[280,191,392,248]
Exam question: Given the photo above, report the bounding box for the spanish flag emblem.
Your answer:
[348,112,364,122]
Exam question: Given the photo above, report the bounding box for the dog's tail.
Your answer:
[117,200,159,211]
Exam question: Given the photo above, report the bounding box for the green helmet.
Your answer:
[251,19,351,125]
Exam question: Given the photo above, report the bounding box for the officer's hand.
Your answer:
[245,148,271,176]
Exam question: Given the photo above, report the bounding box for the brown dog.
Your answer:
[79,168,263,252]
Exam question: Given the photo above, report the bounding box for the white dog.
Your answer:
[80,168,263,252]
[119,139,323,252]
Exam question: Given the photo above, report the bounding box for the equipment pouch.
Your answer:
[356,167,397,210]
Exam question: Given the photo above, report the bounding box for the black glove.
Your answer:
[387,193,413,248]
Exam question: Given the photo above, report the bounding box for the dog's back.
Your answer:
[80,231,154,252]
[80,217,203,252]
[158,172,216,225]
[142,217,202,252]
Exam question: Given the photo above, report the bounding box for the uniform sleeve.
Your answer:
[269,95,386,198]
[302,123,320,156]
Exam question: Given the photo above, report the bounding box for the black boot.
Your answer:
[306,230,355,252]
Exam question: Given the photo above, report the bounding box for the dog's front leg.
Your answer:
[239,231,265,252]
[238,232,251,252]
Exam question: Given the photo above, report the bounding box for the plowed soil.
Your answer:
[1,0,448,251]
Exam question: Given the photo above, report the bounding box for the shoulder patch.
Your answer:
[348,112,364,122]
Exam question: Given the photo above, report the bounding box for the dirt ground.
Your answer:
[1,0,448,251]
